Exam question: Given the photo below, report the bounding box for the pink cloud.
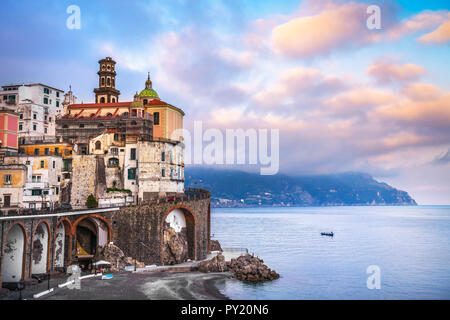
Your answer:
[418,20,450,43]
[388,10,450,42]
[367,61,426,84]
[271,2,377,59]
[401,83,443,101]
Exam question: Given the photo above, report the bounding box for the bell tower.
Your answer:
[93,57,120,103]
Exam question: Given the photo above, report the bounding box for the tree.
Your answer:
[85,194,98,208]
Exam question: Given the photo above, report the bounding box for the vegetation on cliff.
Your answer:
[185,168,417,207]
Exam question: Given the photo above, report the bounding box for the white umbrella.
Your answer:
[93,260,112,266]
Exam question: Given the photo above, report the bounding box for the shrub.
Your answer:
[86,194,98,208]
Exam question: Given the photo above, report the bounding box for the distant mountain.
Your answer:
[185,168,417,207]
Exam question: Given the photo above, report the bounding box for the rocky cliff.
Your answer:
[186,168,417,207]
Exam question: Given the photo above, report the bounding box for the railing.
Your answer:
[222,247,249,254]
[138,188,210,206]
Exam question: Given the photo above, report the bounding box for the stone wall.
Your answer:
[102,196,210,265]
[70,155,98,208]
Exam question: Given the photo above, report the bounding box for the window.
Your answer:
[108,158,119,166]
[4,175,11,184]
[37,176,41,182]
[40,160,45,168]
[162,168,165,177]
[56,92,60,97]
[53,161,55,169]
[44,148,49,155]
[110,148,118,155]
[161,151,165,162]
[79,124,84,128]
[19,113,23,119]
[43,97,49,104]
[34,148,40,155]
[62,124,68,128]
[19,124,23,131]
[153,112,160,125]
[32,189,42,196]
[33,113,37,119]
[132,109,137,117]
[128,168,136,180]
[44,127,47,134]
[143,99,148,105]
[101,77,105,86]
[55,187,59,195]
[43,88,50,94]
[114,133,119,141]
[100,97,105,103]
[33,123,37,131]
[111,97,116,102]
[55,147,59,155]
[56,101,59,107]
[95,141,101,150]
[57,176,61,182]
[130,148,136,160]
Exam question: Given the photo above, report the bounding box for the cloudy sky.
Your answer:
[0,0,449,204]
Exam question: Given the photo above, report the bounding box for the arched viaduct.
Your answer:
[0,190,211,288]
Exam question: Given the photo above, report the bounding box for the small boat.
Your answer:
[321,232,334,237]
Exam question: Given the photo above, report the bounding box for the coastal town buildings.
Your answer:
[56,57,185,208]
[0,57,211,288]
[0,83,64,138]
[0,107,19,155]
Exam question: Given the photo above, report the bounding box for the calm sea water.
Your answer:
[211,206,450,300]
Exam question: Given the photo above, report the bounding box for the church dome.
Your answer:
[130,100,144,108]
[139,88,159,99]
[139,72,159,99]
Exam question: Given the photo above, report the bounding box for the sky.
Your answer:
[0,0,449,204]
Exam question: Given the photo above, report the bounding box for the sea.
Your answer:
[211,205,450,300]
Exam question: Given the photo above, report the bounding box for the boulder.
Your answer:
[227,254,280,282]
[198,253,227,273]
[94,243,145,271]
[210,240,223,252]
[162,222,188,265]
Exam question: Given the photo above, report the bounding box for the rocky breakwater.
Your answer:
[94,243,145,271]
[198,253,280,282]
[227,254,280,282]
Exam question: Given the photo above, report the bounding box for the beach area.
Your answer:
[1,271,232,300]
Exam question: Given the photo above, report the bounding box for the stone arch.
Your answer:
[161,205,196,264]
[31,220,51,275]
[95,140,101,150]
[2,222,27,283]
[72,215,111,270]
[100,97,105,103]
[54,218,73,269]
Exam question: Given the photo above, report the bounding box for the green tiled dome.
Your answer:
[139,88,159,99]
[139,72,159,99]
